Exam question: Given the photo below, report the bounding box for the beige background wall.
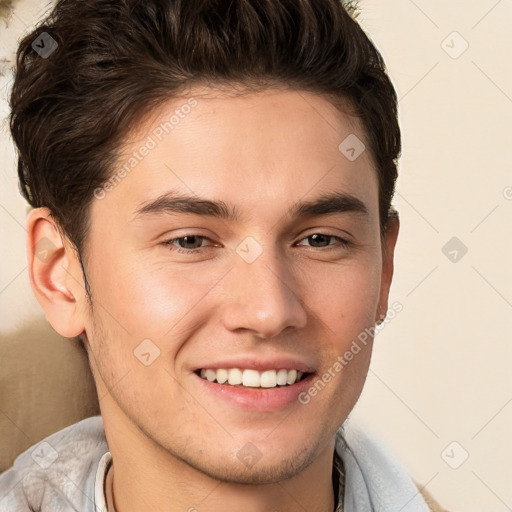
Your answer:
[1,1,511,510]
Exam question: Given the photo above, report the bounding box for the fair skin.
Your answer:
[27,86,399,512]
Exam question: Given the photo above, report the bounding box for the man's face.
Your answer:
[79,87,395,483]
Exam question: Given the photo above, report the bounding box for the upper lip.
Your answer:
[192,357,316,374]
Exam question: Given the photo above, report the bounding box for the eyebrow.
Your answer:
[134,190,369,222]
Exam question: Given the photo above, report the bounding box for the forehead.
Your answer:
[93,86,379,226]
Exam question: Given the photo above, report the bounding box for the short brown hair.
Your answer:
[10,0,400,259]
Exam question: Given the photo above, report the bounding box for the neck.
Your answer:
[103,416,337,512]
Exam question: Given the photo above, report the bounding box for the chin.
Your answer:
[194,451,314,485]
[176,433,322,485]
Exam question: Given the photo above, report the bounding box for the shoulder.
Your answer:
[0,415,108,511]
[335,420,449,512]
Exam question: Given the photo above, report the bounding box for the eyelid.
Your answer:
[295,226,354,243]
[295,233,351,248]
[162,231,351,254]
[164,234,216,251]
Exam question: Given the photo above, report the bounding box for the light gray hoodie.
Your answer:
[0,415,434,511]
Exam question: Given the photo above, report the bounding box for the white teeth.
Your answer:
[242,369,260,387]
[260,370,277,388]
[216,368,228,384]
[286,369,297,385]
[227,368,243,385]
[199,367,307,387]
[205,369,216,382]
[276,369,288,385]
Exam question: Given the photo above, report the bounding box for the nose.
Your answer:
[219,246,308,339]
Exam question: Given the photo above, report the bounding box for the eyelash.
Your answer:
[163,233,351,255]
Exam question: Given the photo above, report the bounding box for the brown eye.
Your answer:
[297,233,350,249]
[174,235,206,250]
[164,235,213,253]
[307,234,332,247]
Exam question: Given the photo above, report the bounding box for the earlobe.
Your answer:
[26,207,86,338]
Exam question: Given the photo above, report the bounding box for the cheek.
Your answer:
[305,258,382,341]
[90,251,228,341]
[86,242,382,368]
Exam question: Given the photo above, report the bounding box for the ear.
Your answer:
[26,207,87,338]
[375,212,400,324]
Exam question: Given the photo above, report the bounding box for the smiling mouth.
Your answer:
[194,368,313,388]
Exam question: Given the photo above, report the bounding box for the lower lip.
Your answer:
[193,372,316,412]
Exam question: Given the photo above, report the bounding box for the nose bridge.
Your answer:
[219,239,307,338]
